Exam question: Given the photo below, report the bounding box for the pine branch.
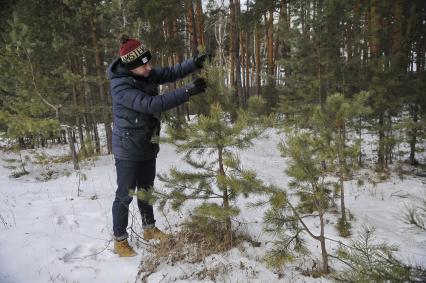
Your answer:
[286,198,320,241]
[158,182,223,199]
[24,47,61,119]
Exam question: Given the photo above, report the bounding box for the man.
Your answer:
[107,35,208,257]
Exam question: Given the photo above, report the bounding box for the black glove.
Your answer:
[194,53,211,68]
[185,78,207,96]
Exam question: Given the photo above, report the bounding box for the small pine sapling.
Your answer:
[265,131,334,275]
[1,146,30,178]
[332,225,426,282]
[311,92,371,236]
[141,99,273,248]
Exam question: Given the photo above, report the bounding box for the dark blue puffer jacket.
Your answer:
[108,58,198,161]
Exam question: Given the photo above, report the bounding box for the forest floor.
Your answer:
[0,128,425,283]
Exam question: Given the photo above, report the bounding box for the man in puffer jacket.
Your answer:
[108,35,208,257]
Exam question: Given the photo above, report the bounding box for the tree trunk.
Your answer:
[67,127,80,170]
[277,0,289,85]
[392,0,403,69]
[77,120,86,156]
[229,0,236,99]
[83,115,92,151]
[409,104,419,165]
[370,0,386,171]
[378,111,385,170]
[386,114,393,165]
[338,125,347,231]
[235,0,243,105]
[266,9,275,86]
[255,23,261,96]
[241,30,248,106]
[214,10,226,67]
[218,147,232,245]
[62,130,67,144]
[358,117,363,167]
[70,56,87,157]
[244,30,250,102]
[319,211,329,273]
[369,0,380,58]
[186,1,198,55]
[317,39,323,107]
[194,0,204,47]
[90,16,112,155]
[82,53,94,155]
[314,181,329,274]
[93,122,101,154]
[173,19,186,124]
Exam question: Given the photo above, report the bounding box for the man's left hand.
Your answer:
[194,53,211,68]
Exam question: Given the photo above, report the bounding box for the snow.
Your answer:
[0,129,425,283]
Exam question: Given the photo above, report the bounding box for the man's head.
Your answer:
[119,35,152,77]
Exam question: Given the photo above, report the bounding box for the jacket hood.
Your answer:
[108,58,133,80]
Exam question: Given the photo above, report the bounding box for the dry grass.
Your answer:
[139,216,252,282]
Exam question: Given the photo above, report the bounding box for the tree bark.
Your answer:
[315,182,329,273]
[218,147,232,245]
[241,30,247,105]
[81,53,94,155]
[378,111,385,170]
[90,16,112,155]
[319,211,329,273]
[194,0,204,47]
[369,0,380,58]
[186,1,198,55]
[255,23,261,96]
[93,122,101,154]
[409,103,419,165]
[67,127,80,170]
[229,0,236,92]
[229,0,243,105]
[338,125,347,230]
[244,30,250,102]
[235,0,243,105]
[370,0,386,170]
[266,9,275,86]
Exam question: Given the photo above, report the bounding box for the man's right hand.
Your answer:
[185,78,207,96]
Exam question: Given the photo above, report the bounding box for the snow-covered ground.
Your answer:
[0,129,425,283]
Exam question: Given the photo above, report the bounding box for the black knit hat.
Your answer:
[119,35,152,70]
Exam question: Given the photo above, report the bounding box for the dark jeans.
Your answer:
[112,158,156,239]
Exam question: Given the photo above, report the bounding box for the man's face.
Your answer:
[131,63,152,77]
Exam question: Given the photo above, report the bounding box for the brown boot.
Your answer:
[143,227,168,241]
[114,239,137,257]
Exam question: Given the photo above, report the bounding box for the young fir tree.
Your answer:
[311,92,371,236]
[1,148,30,178]
[264,92,371,272]
[333,225,426,282]
[138,65,274,246]
[264,130,335,275]
[0,6,61,148]
[400,103,426,167]
[401,196,426,231]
